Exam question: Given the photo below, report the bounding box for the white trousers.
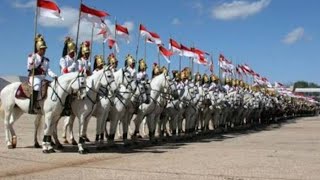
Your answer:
[29,75,45,91]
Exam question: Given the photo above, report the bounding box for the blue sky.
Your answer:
[0,0,319,84]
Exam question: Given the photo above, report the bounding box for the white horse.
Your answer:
[132,73,172,142]
[0,72,86,150]
[54,66,117,154]
[94,68,137,148]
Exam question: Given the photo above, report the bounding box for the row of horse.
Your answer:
[0,66,318,154]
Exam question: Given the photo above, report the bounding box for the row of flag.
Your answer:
[37,0,289,90]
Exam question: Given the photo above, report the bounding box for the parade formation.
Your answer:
[0,0,319,154]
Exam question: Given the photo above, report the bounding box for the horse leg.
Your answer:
[68,115,77,145]
[107,113,118,146]
[4,110,13,149]
[78,116,89,154]
[8,108,24,148]
[42,112,56,153]
[34,114,42,148]
[52,119,63,150]
[62,116,70,144]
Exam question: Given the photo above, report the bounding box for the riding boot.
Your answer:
[29,90,40,114]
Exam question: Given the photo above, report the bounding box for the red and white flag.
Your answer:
[115,24,130,43]
[242,64,255,75]
[107,37,119,53]
[169,38,182,55]
[37,0,63,19]
[81,4,109,25]
[158,45,173,63]
[180,44,197,58]
[139,24,162,45]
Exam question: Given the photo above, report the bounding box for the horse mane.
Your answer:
[53,72,81,87]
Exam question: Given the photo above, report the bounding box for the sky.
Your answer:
[0,0,319,84]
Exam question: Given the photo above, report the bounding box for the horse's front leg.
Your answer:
[34,114,42,148]
[78,114,90,154]
[4,111,13,148]
[42,112,57,153]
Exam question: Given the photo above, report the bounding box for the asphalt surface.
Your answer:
[0,115,319,180]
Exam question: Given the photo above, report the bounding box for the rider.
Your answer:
[27,34,57,114]
[107,53,118,72]
[137,58,148,82]
[93,55,105,73]
[152,63,161,78]
[124,54,136,79]
[202,73,210,89]
[77,41,92,76]
[60,37,77,75]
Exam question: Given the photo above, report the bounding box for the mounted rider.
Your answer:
[124,54,136,79]
[77,41,92,76]
[60,37,77,75]
[137,58,148,82]
[209,74,220,92]
[202,73,210,89]
[152,63,161,78]
[27,34,57,114]
[107,53,118,72]
[194,72,202,87]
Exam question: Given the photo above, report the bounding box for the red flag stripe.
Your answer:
[81,4,109,18]
[116,24,129,35]
[169,38,181,49]
[159,45,174,57]
[37,0,60,12]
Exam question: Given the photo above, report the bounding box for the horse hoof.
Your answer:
[50,142,56,146]
[84,137,90,142]
[71,140,78,145]
[48,149,56,153]
[43,150,50,154]
[63,139,69,144]
[12,136,17,148]
[34,142,41,148]
[56,144,64,150]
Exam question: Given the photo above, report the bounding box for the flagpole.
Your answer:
[135,24,141,62]
[102,42,105,61]
[179,56,182,71]
[90,24,94,64]
[114,17,117,58]
[144,37,147,61]
[75,0,83,51]
[29,0,39,114]
[157,48,160,67]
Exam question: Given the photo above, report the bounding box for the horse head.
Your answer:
[100,65,117,94]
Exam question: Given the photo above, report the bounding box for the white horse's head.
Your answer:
[100,66,117,94]
[134,81,147,103]
[66,71,87,100]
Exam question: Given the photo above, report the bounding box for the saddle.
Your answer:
[15,80,50,100]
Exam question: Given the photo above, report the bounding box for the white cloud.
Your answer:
[282,27,305,45]
[171,18,182,25]
[212,0,271,20]
[11,0,35,9]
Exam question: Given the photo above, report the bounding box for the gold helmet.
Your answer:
[194,72,201,82]
[183,67,191,80]
[152,63,161,76]
[239,80,245,87]
[202,73,209,83]
[161,66,168,75]
[210,74,219,82]
[80,41,90,55]
[94,55,105,68]
[225,78,231,85]
[107,53,118,66]
[62,37,76,57]
[125,54,135,67]
[180,70,187,80]
[138,58,147,71]
[172,70,180,81]
[35,34,47,52]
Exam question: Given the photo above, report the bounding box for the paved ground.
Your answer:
[0,115,319,180]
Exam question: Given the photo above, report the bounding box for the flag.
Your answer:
[116,24,130,43]
[107,37,119,53]
[169,38,182,54]
[242,64,255,75]
[158,45,173,63]
[37,0,63,19]
[180,44,197,58]
[97,22,111,42]
[81,4,109,25]
[139,24,162,45]
[209,56,214,73]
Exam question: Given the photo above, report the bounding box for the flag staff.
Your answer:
[114,17,117,58]
[144,37,147,61]
[29,0,40,114]
[135,24,141,62]
[75,0,83,50]
[90,24,94,63]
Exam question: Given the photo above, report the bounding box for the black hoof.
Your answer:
[34,142,41,148]
[50,142,56,146]
[71,139,78,145]
[48,149,56,153]
[56,144,64,150]
[84,137,90,142]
